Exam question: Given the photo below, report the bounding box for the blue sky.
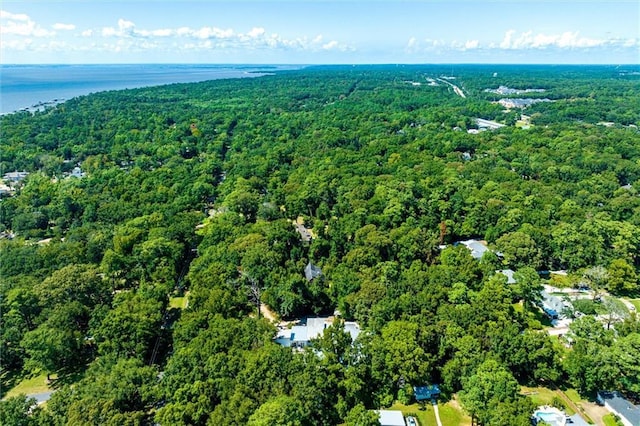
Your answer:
[1,0,638,64]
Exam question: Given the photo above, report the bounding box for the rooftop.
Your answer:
[458,239,490,259]
[274,317,361,348]
[376,410,406,426]
[304,262,323,282]
[598,391,640,426]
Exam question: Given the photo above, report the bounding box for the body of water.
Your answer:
[0,64,298,114]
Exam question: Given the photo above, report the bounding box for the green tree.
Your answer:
[247,396,305,426]
[459,359,521,425]
[494,231,542,269]
[343,403,380,426]
[0,395,41,426]
[607,258,638,295]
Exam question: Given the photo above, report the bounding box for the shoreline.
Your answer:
[0,64,298,115]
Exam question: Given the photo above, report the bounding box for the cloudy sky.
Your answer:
[1,0,638,64]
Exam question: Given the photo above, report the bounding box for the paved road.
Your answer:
[436,78,466,98]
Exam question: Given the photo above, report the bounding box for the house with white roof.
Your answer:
[376,410,406,426]
[274,317,361,349]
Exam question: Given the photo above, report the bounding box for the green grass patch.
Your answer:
[521,386,576,416]
[564,388,582,403]
[522,386,557,406]
[4,373,53,399]
[628,299,640,311]
[169,292,189,309]
[389,402,435,426]
[439,402,470,425]
[389,400,471,426]
[602,413,621,426]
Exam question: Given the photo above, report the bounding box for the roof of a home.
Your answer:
[459,239,490,259]
[414,384,441,401]
[598,391,640,425]
[304,262,323,281]
[376,410,406,426]
[498,269,516,284]
[274,317,361,347]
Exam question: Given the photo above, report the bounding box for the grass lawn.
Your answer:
[4,373,53,399]
[169,292,189,309]
[602,413,620,426]
[628,299,640,311]
[390,399,471,426]
[521,386,576,416]
[438,401,471,426]
[390,402,435,426]
[564,388,582,403]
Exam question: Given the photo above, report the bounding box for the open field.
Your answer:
[390,398,471,426]
[3,373,52,399]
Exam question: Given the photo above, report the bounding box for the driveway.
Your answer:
[28,391,54,405]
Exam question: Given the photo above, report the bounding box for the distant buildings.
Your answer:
[1,171,29,196]
[475,118,506,130]
[485,86,546,95]
[498,98,551,109]
[3,170,29,183]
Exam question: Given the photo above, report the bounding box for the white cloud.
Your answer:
[0,38,33,50]
[247,27,265,38]
[102,18,136,37]
[53,23,75,31]
[0,10,54,37]
[497,30,623,50]
[1,14,356,58]
[465,40,479,49]
[0,10,29,21]
[322,40,338,50]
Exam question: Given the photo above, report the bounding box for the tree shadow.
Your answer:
[0,369,22,398]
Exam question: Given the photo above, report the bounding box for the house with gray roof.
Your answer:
[304,261,323,282]
[597,391,640,426]
[458,239,490,259]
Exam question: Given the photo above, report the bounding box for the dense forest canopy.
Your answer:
[1,64,639,425]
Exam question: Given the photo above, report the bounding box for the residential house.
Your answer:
[414,384,441,402]
[541,290,568,320]
[457,239,490,260]
[304,261,323,282]
[376,410,406,426]
[597,391,640,426]
[274,317,361,349]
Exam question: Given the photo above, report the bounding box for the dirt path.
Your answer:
[556,389,607,426]
[260,303,278,323]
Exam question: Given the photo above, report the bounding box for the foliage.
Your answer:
[1,64,639,424]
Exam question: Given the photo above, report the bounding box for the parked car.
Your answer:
[406,416,418,426]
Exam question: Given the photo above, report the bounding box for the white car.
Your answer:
[406,416,418,426]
